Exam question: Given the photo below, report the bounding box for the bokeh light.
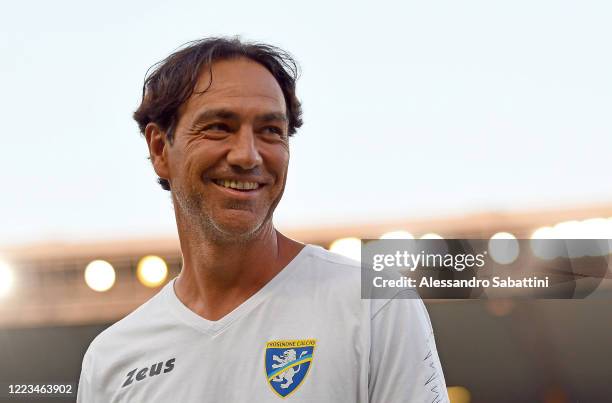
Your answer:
[486,299,515,317]
[137,255,168,288]
[447,386,471,403]
[329,237,362,261]
[530,226,558,260]
[488,232,519,264]
[552,220,582,239]
[84,260,116,292]
[420,233,443,239]
[379,230,414,239]
[0,260,15,297]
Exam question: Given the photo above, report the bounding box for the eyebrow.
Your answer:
[254,112,288,124]
[193,109,240,124]
[192,109,288,125]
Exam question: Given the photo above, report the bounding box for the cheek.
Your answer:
[181,142,224,179]
[270,154,289,182]
[263,143,290,174]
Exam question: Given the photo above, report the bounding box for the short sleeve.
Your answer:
[369,292,449,403]
[76,349,94,403]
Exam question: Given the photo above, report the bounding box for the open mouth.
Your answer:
[212,179,262,192]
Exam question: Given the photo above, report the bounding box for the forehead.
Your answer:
[180,57,287,121]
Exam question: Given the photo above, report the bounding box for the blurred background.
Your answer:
[1,1,611,402]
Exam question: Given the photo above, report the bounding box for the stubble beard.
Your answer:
[172,183,273,245]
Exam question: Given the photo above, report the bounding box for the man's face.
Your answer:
[161,57,290,241]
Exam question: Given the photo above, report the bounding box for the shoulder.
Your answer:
[301,245,422,311]
[296,244,362,287]
[296,245,423,319]
[302,244,362,272]
[84,284,168,360]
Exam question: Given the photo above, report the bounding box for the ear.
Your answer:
[144,123,170,182]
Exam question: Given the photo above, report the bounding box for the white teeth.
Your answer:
[215,180,260,190]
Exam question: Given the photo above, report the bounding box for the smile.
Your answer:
[213,179,261,191]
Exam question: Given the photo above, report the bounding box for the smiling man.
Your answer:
[76,37,449,402]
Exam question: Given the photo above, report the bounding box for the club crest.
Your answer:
[264,339,316,398]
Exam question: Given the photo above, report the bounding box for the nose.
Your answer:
[226,126,263,170]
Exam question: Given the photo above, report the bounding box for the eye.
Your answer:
[261,126,285,136]
[199,122,232,139]
[203,123,231,132]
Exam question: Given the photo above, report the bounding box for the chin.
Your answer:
[208,212,267,241]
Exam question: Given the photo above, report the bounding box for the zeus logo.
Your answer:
[122,358,175,388]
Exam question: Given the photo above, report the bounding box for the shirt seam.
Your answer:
[370,288,419,320]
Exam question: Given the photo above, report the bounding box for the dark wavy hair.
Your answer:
[133,37,303,191]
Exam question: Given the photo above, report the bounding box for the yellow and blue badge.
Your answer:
[264,339,316,398]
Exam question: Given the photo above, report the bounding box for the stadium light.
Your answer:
[530,226,557,260]
[446,386,471,403]
[418,233,447,254]
[0,260,15,298]
[530,218,612,259]
[530,226,555,240]
[329,237,361,261]
[379,230,414,239]
[137,255,168,288]
[420,233,443,239]
[488,232,519,264]
[485,299,515,317]
[579,218,609,239]
[84,260,116,292]
[552,220,581,239]
[578,218,610,256]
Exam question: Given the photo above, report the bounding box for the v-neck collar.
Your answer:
[162,244,312,337]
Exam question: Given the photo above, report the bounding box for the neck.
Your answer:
[173,215,303,321]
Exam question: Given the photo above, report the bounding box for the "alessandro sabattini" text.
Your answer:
[373,276,550,288]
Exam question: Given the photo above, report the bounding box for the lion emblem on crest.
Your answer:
[265,339,316,397]
[270,349,308,389]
